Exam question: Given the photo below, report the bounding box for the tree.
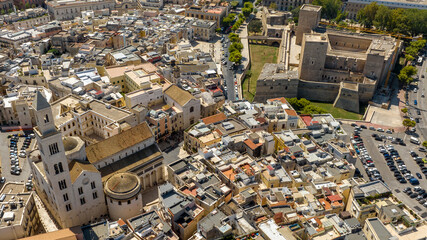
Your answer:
[402,119,416,129]
[231,1,239,9]
[286,98,311,111]
[229,51,242,63]
[222,13,236,28]
[244,2,254,11]
[291,6,301,24]
[312,0,342,20]
[401,108,408,114]
[25,3,30,9]
[373,5,391,30]
[334,11,348,23]
[229,42,243,52]
[398,65,417,84]
[248,19,262,33]
[423,141,427,148]
[229,33,240,42]
[231,24,239,32]
[357,2,378,28]
[302,105,327,114]
[242,7,252,17]
[47,48,60,56]
[216,28,221,33]
[269,3,277,10]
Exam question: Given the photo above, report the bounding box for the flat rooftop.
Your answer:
[50,95,132,126]
[0,182,32,228]
[301,4,322,12]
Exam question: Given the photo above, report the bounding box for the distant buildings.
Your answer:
[46,0,115,21]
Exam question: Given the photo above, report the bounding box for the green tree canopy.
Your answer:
[222,13,236,28]
[229,33,240,42]
[373,4,390,30]
[357,2,378,28]
[291,6,301,24]
[398,65,417,84]
[312,0,342,20]
[242,7,252,17]
[423,141,427,148]
[402,119,416,129]
[302,105,327,114]
[401,108,408,114]
[229,51,242,63]
[229,42,244,52]
[231,1,239,8]
[248,19,262,33]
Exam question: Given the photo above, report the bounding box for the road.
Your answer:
[0,131,33,184]
[408,60,427,140]
[222,37,237,101]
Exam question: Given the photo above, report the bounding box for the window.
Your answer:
[190,106,194,113]
[118,201,122,205]
[63,193,69,202]
[80,197,86,205]
[127,200,131,204]
[78,187,83,195]
[66,204,72,211]
[44,114,49,123]
[54,164,59,174]
[91,181,96,189]
[93,191,98,199]
[58,180,67,190]
[49,143,59,156]
[58,163,63,173]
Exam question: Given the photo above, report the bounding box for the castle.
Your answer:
[254,4,400,113]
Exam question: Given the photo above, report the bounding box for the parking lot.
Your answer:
[343,124,427,219]
[0,131,33,184]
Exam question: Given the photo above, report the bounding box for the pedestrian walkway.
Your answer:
[34,193,59,232]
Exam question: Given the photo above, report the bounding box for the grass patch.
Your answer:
[310,102,365,120]
[242,44,279,102]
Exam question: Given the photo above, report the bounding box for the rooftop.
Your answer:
[86,122,154,164]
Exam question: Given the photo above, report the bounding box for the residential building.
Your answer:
[0,30,32,48]
[191,20,216,41]
[146,104,181,140]
[346,180,392,225]
[197,209,232,239]
[0,182,41,239]
[363,218,397,240]
[126,210,179,240]
[0,85,52,127]
[158,183,205,240]
[185,5,228,27]
[105,46,142,66]
[0,0,14,13]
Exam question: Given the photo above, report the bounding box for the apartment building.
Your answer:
[191,19,216,41]
[363,218,396,240]
[47,0,115,21]
[345,0,427,19]
[0,183,41,239]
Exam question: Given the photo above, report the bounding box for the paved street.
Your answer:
[407,60,427,141]
[342,124,427,219]
[0,131,33,183]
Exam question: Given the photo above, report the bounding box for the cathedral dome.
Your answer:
[105,172,141,200]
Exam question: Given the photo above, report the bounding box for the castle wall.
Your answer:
[324,55,365,73]
[297,79,340,102]
[358,83,376,103]
[253,78,299,103]
[333,83,360,113]
[299,36,328,81]
[327,34,372,51]
[363,53,385,84]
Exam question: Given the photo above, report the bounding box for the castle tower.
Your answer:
[33,91,76,227]
[296,4,322,45]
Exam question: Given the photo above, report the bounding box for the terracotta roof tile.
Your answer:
[267,97,287,104]
[86,122,153,164]
[69,161,99,183]
[202,112,227,125]
[244,139,262,150]
[285,109,298,116]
